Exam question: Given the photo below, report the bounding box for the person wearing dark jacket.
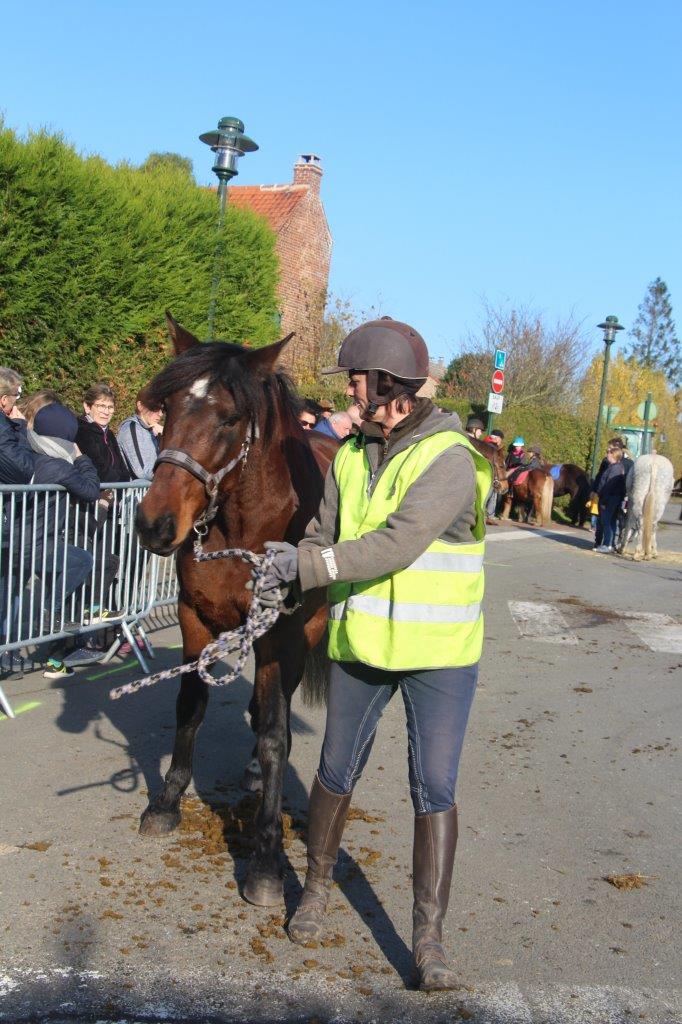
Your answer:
[21,397,101,677]
[592,445,628,553]
[0,368,35,661]
[0,368,34,486]
[76,383,130,483]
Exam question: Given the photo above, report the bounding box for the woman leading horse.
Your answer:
[251,317,492,990]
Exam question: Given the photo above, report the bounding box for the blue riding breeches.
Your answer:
[318,660,478,815]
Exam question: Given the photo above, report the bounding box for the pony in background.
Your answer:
[618,452,674,560]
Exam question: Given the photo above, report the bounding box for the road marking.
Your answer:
[0,700,41,722]
[487,530,540,542]
[617,611,682,654]
[508,601,580,644]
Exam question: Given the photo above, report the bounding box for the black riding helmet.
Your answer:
[322,317,429,414]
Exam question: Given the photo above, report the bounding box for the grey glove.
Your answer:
[246,541,299,604]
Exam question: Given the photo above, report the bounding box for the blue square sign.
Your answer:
[494,349,506,370]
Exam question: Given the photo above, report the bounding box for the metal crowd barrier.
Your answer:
[0,481,179,719]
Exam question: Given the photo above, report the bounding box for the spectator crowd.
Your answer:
[0,366,163,679]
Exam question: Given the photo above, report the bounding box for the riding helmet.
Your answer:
[322,317,428,410]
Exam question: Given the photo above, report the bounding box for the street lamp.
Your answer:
[590,315,625,479]
[199,116,258,340]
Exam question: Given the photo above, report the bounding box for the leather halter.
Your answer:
[153,421,259,541]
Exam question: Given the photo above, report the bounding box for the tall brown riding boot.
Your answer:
[288,774,352,945]
[412,804,460,991]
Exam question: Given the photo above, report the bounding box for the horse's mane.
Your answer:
[144,343,302,444]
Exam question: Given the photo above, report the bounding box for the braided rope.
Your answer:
[110,547,283,701]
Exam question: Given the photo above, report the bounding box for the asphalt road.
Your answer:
[1,502,681,1024]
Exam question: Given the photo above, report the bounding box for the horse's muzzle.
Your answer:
[136,505,178,555]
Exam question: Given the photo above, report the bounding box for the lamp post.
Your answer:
[590,315,625,479]
[199,116,258,340]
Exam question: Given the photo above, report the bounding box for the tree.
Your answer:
[298,294,382,396]
[578,351,682,473]
[438,300,589,409]
[627,277,681,390]
[140,151,194,179]
[440,353,491,403]
[0,125,279,413]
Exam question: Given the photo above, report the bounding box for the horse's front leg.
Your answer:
[139,603,211,837]
[243,660,289,907]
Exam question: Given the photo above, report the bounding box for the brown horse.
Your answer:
[548,463,591,526]
[134,314,337,908]
[470,437,509,499]
[500,467,554,526]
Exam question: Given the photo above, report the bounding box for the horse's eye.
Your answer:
[220,414,240,428]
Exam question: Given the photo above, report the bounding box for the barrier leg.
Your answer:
[121,620,149,674]
[0,685,15,719]
[135,623,154,660]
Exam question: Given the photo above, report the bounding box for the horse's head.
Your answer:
[471,436,509,495]
[136,313,293,555]
[490,444,509,495]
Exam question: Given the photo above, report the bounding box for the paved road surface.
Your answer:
[1,503,681,1023]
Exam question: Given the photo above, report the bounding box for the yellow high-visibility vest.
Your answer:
[327,430,491,670]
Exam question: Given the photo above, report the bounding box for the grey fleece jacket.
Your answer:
[297,402,480,592]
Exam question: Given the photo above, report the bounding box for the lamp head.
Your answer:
[199,116,258,182]
[597,315,625,344]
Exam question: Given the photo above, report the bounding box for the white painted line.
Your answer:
[508,600,580,645]
[617,611,682,654]
[486,530,541,542]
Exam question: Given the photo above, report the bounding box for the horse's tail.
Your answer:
[540,473,554,526]
[301,634,330,706]
[641,454,658,559]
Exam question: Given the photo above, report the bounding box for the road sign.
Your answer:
[636,400,657,421]
[487,392,504,414]
[494,349,506,370]
[491,369,505,394]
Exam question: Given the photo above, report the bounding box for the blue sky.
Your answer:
[2,0,680,364]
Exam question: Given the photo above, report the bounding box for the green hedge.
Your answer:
[0,125,280,412]
[437,398,594,467]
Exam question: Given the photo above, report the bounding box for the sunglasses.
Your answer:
[2,386,22,399]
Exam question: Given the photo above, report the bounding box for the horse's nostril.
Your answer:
[136,507,176,552]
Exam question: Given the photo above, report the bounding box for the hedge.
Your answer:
[0,125,280,413]
[437,397,595,468]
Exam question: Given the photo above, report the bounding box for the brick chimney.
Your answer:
[293,154,323,193]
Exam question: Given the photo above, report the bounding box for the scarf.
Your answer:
[27,429,77,465]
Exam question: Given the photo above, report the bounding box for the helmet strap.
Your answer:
[365,369,414,410]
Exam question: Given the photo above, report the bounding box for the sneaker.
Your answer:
[594,544,614,553]
[83,606,118,625]
[63,646,105,667]
[43,659,75,680]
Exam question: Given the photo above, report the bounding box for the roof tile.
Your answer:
[226,184,307,232]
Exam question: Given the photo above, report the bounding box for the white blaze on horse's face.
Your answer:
[188,377,212,402]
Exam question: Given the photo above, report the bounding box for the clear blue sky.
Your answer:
[2,0,680,364]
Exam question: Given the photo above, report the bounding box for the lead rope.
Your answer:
[110,546,289,701]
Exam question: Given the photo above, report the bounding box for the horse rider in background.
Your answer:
[465,415,485,440]
[251,316,492,991]
[504,436,543,487]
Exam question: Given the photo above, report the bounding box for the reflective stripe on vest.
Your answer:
[327,429,492,670]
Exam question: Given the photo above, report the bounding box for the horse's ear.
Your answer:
[166,311,201,354]
[242,333,295,374]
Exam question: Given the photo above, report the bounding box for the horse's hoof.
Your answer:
[242,872,283,907]
[139,805,181,837]
[241,758,263,793]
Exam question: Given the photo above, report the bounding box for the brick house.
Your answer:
[228,155,332,376]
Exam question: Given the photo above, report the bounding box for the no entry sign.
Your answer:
[491,369,505,394]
